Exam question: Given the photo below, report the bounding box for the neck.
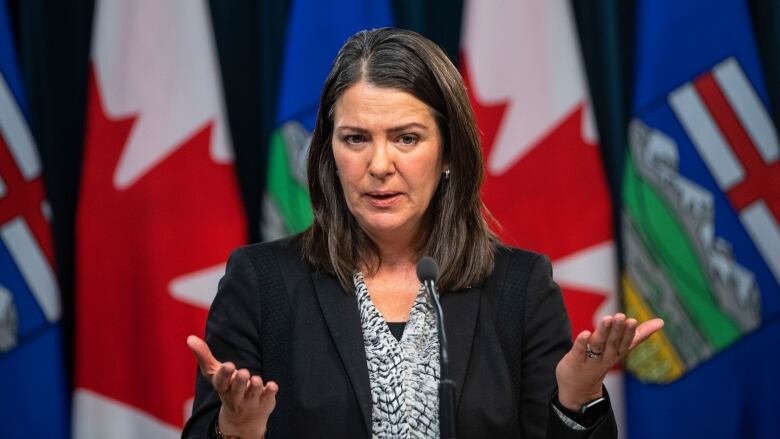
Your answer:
[374,236,416,268]
[364,227,425,273]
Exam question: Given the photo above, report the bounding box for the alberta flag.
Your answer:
[261,0,392,239]
[0,0,69,437]
[623,0,780,437]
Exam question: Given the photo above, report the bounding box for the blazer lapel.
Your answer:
[311,271,372,433]
[440,287,480,410]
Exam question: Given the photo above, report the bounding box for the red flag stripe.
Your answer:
[694,73,780,218]
[0,136,55,264]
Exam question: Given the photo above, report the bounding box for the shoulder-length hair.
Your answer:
[302,27,496,292]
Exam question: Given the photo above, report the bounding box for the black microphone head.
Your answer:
[416,256,439,283]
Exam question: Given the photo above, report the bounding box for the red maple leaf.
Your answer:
[75,66,246,428]
[461,53,611,338]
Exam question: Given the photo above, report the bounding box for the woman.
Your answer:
[183,28,663,439]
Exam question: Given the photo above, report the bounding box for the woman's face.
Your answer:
[332,81,446,247]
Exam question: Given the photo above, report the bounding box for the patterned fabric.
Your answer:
[354,273,440,439]
[551,403,586,431]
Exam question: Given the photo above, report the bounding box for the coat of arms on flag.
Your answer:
[623,57,779,383]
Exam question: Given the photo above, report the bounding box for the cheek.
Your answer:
[414,153,444,192]
[332,151,361,195]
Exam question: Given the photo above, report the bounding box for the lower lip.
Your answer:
[365,194,401,208]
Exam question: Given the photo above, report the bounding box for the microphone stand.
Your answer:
[422,278,457,439]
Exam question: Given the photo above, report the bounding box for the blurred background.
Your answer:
[0,0,778,438]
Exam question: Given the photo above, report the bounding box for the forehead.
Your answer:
[333,82,434,128]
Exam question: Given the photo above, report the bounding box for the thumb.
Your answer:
[570,330,591,358]
[187,335,220,376]
[629,318,665,350]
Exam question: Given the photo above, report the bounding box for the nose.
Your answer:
[367,140,395,179]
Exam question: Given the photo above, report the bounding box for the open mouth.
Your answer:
[365,192,402,206]
[369,193,399,199]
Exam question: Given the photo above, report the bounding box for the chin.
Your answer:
[360,216,411,237]
[364,221,405,235]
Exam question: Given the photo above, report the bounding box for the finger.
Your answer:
[629,318,665,350]
[213,361,236,395]
[245,375,264,400]
[187,335,220,376]
[263,381,279,394]
[230,368,251,401]
[605,313,626,354]
[618,318,637,356]
[258,381,279,412]
[588,315,614,353]
[571,330,591,358]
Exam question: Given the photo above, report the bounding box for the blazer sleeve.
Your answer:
[517,253,617,439]
[181,246,265,439]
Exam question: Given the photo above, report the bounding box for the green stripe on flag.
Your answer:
[265,125,313,236]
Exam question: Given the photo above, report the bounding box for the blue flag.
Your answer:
[261,0,393,239]
[0,0,69,437]
[622,0,780,437]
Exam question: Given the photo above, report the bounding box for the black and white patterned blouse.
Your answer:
[354,273,440,439]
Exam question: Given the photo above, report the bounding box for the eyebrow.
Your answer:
[335,122,430,133]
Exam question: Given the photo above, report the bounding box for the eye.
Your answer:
[398,134,419,145]
[343,134,366,145]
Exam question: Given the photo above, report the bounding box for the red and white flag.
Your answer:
[460,0,623,430]
[74,1,246,437]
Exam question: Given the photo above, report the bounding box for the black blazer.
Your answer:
[182,237,616,438]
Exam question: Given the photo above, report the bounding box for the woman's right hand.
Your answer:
[187,335,278,439]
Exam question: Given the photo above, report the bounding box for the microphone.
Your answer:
[417,256,456,439]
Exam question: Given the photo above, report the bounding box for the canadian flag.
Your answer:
[460,0,623,431]
[74,1,246,437]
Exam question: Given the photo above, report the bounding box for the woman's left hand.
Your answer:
[555,313,664,411]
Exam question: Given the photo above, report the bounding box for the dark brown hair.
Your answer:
[302,27,496,292]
